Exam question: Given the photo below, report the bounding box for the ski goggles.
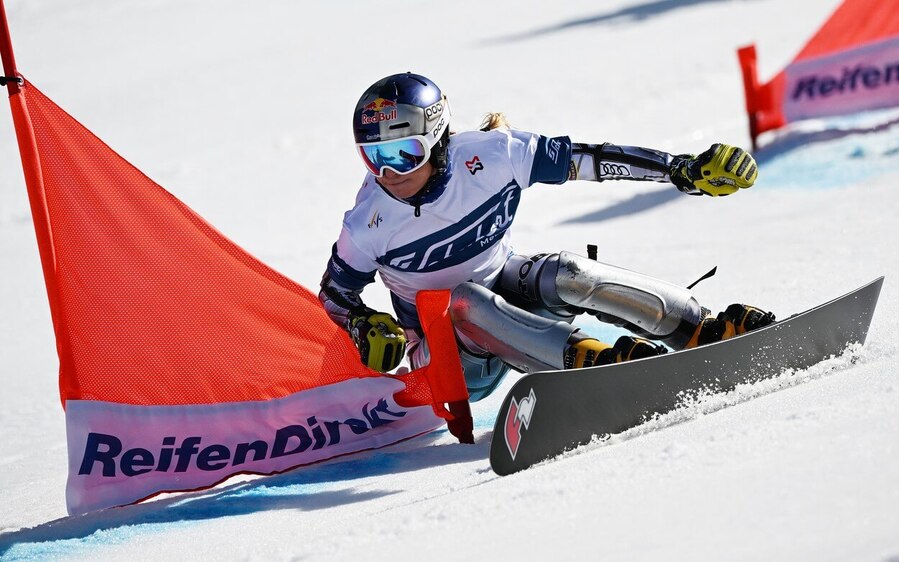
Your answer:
[356,135,431,177]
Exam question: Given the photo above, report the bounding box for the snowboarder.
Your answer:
[319,72,774,401]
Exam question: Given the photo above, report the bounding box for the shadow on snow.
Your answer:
[482,0,758,44]
[0,431,492,558]
[557,187,682,226]
[752,114,899,164]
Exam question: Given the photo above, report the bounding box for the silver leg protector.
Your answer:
[496,253,576,320]
[553,251,702,337]
[449,282,576,373]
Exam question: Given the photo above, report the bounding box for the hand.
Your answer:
[671,143,758,196]
[347,309,407,372]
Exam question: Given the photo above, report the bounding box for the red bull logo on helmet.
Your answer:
[362,98,397,112]
[361,97,398,125]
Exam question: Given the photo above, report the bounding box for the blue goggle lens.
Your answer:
[358,138,429,176]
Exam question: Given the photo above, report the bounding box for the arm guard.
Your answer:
[570,142,697,193]
[321,271,407,372]
[318,270,368,328]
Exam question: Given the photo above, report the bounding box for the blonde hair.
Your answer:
[479,112,512,132]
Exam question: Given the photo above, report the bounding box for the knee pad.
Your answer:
[496,253,576,320]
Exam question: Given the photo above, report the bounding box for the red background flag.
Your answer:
[738,0,899,147]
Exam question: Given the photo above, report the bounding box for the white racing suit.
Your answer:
[320,129,703,401]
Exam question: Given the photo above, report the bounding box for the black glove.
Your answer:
[346,308,407,372]
[670,143,758,196]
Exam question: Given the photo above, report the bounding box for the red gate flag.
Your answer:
[738,0,899,147]
[2,5,470,514]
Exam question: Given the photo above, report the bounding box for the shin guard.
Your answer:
[449,282,577,373]
[553,251,703,340]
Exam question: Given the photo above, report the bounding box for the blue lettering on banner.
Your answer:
[379,181,521,272]
[792,61,899,100]
[77,399,407,477]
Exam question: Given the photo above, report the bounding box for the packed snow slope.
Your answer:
[1,0,898,560]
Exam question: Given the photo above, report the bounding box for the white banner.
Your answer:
[66,377,441,515]
[784,36,899,122]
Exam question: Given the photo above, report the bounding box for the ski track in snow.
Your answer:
[2,0,899,560]
[564,343,867,461]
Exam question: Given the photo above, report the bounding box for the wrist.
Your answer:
[346,307,374,331]
[669,155,700,194]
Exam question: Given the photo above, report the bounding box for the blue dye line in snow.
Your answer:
[0,452,410,560]
[1,521,190,561]
[755,111,899,190]
[758,132,899,190]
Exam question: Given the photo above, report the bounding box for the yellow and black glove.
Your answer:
[670,143,758,197]
[347,309,407,372]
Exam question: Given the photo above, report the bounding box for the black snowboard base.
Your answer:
[489,277,884,476]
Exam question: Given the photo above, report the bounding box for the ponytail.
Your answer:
[479,112,512,132]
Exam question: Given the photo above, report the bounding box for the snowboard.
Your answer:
[489,277,884,476]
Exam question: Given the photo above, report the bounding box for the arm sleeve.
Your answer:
[318,267,369,328]
[505,130,573,187]
[570,142,688,186]
[318,227,378,327]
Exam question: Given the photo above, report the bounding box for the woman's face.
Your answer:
[376,161,434,199]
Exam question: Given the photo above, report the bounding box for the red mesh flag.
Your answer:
[18,81,382,406]
[5,76,469,514]
[738,0,899,146]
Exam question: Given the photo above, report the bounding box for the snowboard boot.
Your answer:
[563,333,611,369]
[606,335,669,363]
[723,303,776,335]
[685,304,775,349]
[563,334,667,369]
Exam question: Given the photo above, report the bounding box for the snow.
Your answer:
[2,0,899,560]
